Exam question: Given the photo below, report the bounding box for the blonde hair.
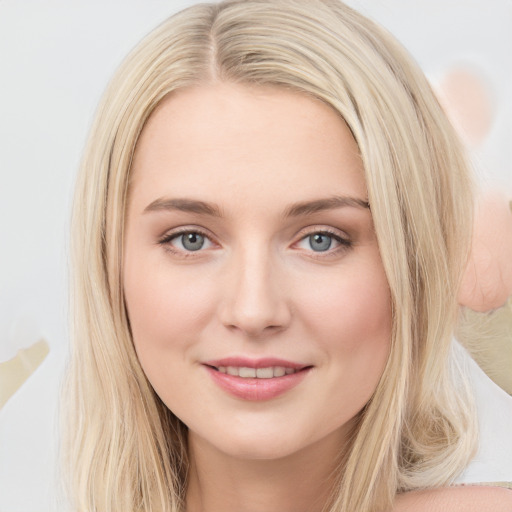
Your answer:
[63,1,477,511]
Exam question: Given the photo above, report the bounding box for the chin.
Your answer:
[190,423,314,461]
[221,440,305,461]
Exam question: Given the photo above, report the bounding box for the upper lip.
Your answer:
[203,357,310,370]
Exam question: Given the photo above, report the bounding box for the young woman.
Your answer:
[63,1,512,510]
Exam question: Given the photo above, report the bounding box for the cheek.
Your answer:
[296,257,392,420]
[299,259,392,354]
[123,255,216,364]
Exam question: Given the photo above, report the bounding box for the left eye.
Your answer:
[296,232,343,252]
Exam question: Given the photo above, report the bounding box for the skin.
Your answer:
[124,82,391,511]
[393,486,512,511]
[123,82,511,511]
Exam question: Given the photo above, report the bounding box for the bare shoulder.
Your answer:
[392,485,512,512]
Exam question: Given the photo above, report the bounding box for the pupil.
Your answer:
[310,233,331,252]
[183,233,204,251]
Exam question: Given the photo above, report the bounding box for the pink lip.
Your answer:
[202,357,312,401]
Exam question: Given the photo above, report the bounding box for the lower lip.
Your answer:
[204,366,311,401]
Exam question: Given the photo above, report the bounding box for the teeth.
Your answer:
[256,367,273,379]
[216,366,297,378]
[274,367,286,377]
[239,367,256,378]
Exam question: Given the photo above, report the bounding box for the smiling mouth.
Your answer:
[206,365,312,379]
[204,361,313,400]
[207,365,305,378]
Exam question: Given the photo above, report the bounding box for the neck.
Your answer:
[185,429,348,512]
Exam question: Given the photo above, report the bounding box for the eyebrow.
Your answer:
[143,195,370,217]
[283,196,370,217]
[144,197,223,216]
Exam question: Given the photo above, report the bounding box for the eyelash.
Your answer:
[157,228,213,259]
[295,228,352,260]
[157,227,352,259]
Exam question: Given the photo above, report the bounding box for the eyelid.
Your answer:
[157,225,353,259]
[292,226,352,258]
[158,226,217,257]
[294,225,350,243]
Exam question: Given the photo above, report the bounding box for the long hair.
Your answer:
[62,1,477,511]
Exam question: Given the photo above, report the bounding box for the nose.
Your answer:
[218,245,292,339]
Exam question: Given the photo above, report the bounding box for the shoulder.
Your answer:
[393,486,512,512]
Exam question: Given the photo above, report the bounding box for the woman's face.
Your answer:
[124,83,392,460]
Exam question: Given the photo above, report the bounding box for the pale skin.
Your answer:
[123,83,512,512]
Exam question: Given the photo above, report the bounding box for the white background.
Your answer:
[0,1,510,510]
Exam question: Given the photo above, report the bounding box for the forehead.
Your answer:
[130,83,367,212]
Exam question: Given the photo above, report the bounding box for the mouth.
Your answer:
[202,358,313,400]
[206,365,304,378]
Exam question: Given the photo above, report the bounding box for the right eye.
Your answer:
[159,229,214,254]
